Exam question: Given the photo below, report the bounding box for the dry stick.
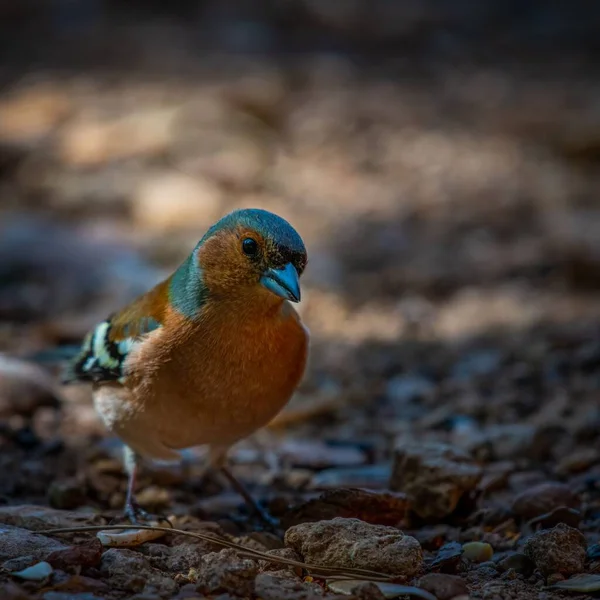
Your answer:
[38,524,397,582]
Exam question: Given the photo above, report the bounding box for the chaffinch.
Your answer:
[62,208,309,523]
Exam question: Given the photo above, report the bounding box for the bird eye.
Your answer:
[242,238,259,256]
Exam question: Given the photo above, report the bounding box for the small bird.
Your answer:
[61,208,309,523]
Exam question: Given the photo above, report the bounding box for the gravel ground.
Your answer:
[1,2,600,599]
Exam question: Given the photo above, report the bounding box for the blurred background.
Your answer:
[1,0,600,591]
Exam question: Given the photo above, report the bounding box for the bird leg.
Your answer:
[219,465,279,530]
[123,446,152,524]
[122,446,172,526]
[209,447,279,529]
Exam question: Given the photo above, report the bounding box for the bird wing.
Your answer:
[64,281,168,384]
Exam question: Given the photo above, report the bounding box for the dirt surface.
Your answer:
[1,2,600,599]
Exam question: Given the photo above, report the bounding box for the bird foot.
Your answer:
[218,466,280,531]
[123,500,173,528]
[252,504,279,532]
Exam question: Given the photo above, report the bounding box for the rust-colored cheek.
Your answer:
[198,230,263,293]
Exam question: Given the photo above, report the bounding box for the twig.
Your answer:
[38,524,397,582]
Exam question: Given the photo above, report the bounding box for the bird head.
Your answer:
[195,209,307,304]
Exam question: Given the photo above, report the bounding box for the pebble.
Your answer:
[100,548,177,596]
[284,517,423,577]
[11,560,53,581]
[310,464,391,490]
[390,441,482,520]
[0,524,68,562]
[511,482,580,521]
[551,573,600,592]
[46,541,103,570]
[258,547,303,577]
[418,573,468,600]
[523,523,587,577]
[462,541,494,563]
[0,504,102,531]
[195,548,257,596]
[431,541,463,573]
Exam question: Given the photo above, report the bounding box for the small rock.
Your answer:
[196,548,258,596]
[0,505,101,531]
[418,573,468,600]
[390,442,482,520]
[431,542,463,573]
[46,541,103,570]
[11,560,53,581]
[254,573,324,600]
[258,547,303,577]
[284,517,423,578]
[345,581,387,599]
[310,465,391,490]
[524,523,586,577]
[164,542,209,573]
[131,172,222,232]
[511,482,580,521]
[551,573,600,592]
[0,524,68,562]
[282,488,408,529]
[100,548,177,596]
[462,542,493,563]
[496,552,535,577]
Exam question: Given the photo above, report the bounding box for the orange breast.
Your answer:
[124,299,308,452]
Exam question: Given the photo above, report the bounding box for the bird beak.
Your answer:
[260,263,301,302]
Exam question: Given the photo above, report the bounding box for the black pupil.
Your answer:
[243,238,258,256]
